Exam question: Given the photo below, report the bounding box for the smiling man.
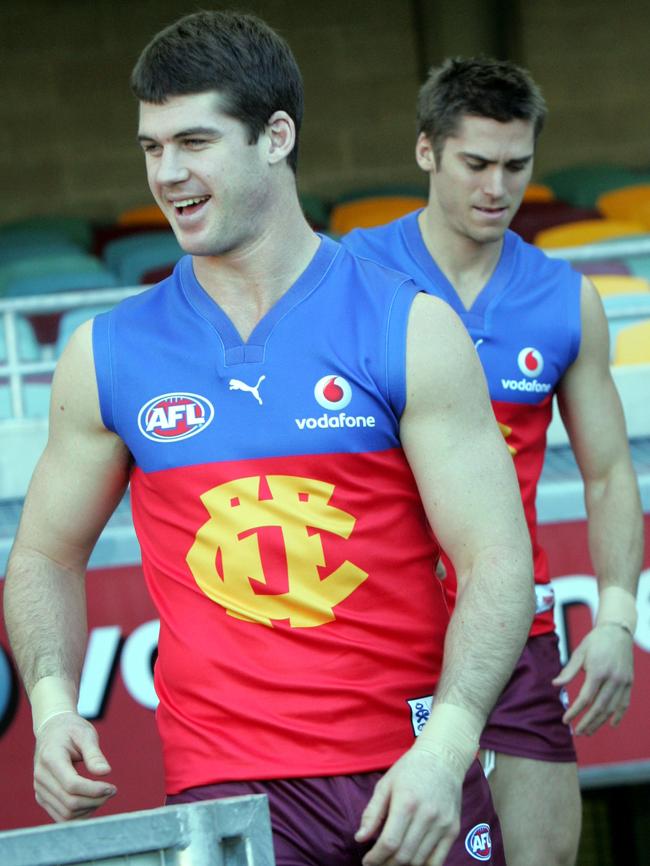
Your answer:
[343,57,643,866]
[4,23,535,866]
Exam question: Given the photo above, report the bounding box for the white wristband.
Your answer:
[413,702,482,776]
[30,676,78,736]
[596,586,638,636]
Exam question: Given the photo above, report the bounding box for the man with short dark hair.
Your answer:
[4,24,534,866]
[343,56,643,866]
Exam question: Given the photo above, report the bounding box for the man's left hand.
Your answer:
[552,623,634,735]
[356,747,462,866]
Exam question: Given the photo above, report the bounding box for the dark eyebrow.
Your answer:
[460,151,534,166]
[137,126,221,144]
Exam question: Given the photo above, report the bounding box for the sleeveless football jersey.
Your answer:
[343,212,582,637]
[93,236,447,794]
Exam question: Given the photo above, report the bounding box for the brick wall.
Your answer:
[2,0,650,224]
[518,0,650,177]
[0,0,425,224]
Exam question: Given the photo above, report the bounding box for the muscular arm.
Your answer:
[400,293,534,717]
[553,277,643,733]
[359,294,534,866]
[3,321,131,819]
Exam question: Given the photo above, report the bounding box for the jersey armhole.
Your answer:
[566,271,583,367]
[385,280,420,418]
[92,312,116,432]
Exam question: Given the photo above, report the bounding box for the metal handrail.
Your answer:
[544,234,650,261]
[0,286,144,420]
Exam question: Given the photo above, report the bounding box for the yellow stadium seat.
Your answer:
[589,275,650,297]
[329,195,426,235]
[534,219,647,249]
[522,183,555,203]
[597,184,650,227]
[613,319,650,365]
[117,204,168,226]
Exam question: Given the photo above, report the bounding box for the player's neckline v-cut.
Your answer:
[177,234,339,366]
[402,210,518,332]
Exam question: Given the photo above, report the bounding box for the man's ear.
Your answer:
[415,132,437,173]
[265,111,295,165]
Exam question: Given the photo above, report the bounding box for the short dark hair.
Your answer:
[131,10,304,173]
[417,57,547,163]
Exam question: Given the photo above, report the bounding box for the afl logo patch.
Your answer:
[138,392,214,442]
[314,375,352,410]
[465,823,492,861]
[517,347,544,378]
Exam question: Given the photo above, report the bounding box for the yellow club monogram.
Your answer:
[497,421,517,457]
[186,475,368,627]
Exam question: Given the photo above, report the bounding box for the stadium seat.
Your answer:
[589,275,650,297]
[55,305,114,357]
[510,201,601,244]
[0,253,116,297]
[620,256,650,280]
[2,270,118,299]
[603,292,650,357]
[597,184,650,227]
[117,203,168,226]
[102,231,183,284]
[0,239,84,266]
[522,183,555,203]
[541,164,648,208]
[329,195,426,235]
[140,264,176,284]
[572,259,631,277]
[534,219,648,249]
[612,320,650,365]
[0,316,41,362]
[0,217,93,250]
[5,271,118,297]
[91,222,172,257]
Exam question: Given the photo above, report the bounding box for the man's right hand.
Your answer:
[34,713,117,822]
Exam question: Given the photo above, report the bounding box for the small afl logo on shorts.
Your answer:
[138,392,214,442]
[314,375,352,410]
[517,347,544,378]
[465,823,492,861]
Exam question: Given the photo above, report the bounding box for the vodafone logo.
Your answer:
[517,347,544,378]
[314,375,352,410]
[296,374,375,431]
[138,392,214,442]
[465,823,492,861]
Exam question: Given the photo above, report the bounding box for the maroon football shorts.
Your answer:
[168,758,504,864]
[480,631,577,762]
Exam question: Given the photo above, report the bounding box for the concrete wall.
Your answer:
[1,0,650,224]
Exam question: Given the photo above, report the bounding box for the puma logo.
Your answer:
[229,375,266,405]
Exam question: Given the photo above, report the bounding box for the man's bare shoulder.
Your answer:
[407,292,482,388]
[50,319,111,438]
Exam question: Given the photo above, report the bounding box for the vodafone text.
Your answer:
[295,412,376,430]
[501,377,552,394]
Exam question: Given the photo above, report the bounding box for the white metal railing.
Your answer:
[0,286,143,420]
[544,234,650,262]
